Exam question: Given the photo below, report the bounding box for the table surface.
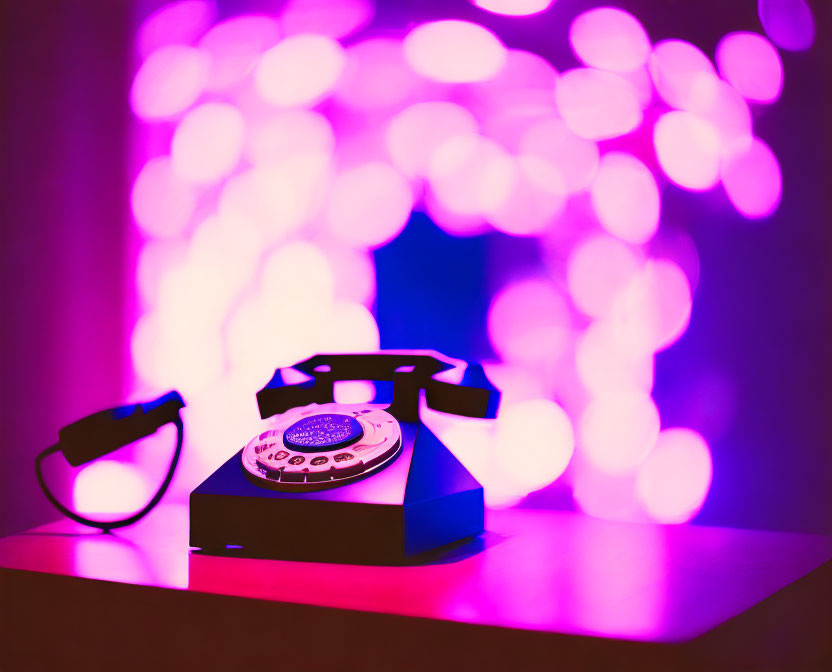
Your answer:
[1,503,830,644]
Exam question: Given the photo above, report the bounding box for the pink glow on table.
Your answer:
[131,157,196,238]
[649,40,715,111]
[471,0,553,16]
[519,118,599,193]
[403,20,507,84]
[610,259,692,354]
[758,0,815,51]
[716,32,783,104]
[255,35,345,107]
[579,392,660,475]
[654,111,721,191]
[137,0,216,58]
[569,7,651,72]
[721,137,782,219]
[494,399,574,490]
[567,234,641,318]
[280,0,374,40]
[488,278,573,367]
[130,45,209,120]
[197,15,281,91]
[591,152,659,244]
[637,428,713,523]
[4,505,829,643]
[555,68,642,140]
[336,38,421,110]
[326,162,413,248]
[171,103,245,183]
[386,102,479,178]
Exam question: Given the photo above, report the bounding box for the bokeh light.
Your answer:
[428,135,514,216]
[326,162,413,248]
[555,68,642,140]
[255,34,345,107]
[472,0,553,16]
[579,392,660,475]
[336,38,421,110]
[137,0,216,58]
[636,428,713,523]
[171,103,245,183]
[130,45,209,120]
[568,235,642,319]
[197,15,281,91]
[131,157,197,238]
[610,259,692,354]
[653,111,720,191]
[758,0,815,51]
[280,0,374,39]
[649,40,715,111]
[721,137,782,219]
[591,152,659,244]
[126,0,790,525]
[403,20,507,83]
[519,117,599,193]
[716,32,783,104]
[73,461,151,518]
[494,399,575,491]
[387,102,479,178]
[488,278,573,367]
[569,7,650,72]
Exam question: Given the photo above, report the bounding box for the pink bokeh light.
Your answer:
[131,157,197,238]
[255,34,345,107]
[579,392,660,475]
[428,135,514,217]
[73,461,151,519]
[519,117,599,194]
[171,103,245,183]
[653,111,720,191]
[716,32,783,104]
[488,278,573,367]
[197,15,281,92]
[636,428,713,523]
[758,0,815,51]
[569,7,651,72]
[555,68,642,140]
[326,162,413,248]
[568,234,642,319]
[494,399,575,491]
[472,0,553,16]
[721,137,782,219]
[280,0,374,40]
[336,38,422,110]
[649,40,715,111]
[591,152,659,244]
[387,102,479,178]
[403,20,507,84]
[137,0,216,58]
[610,259,692,355]
[126,0,793,524]
[130,45,210,120]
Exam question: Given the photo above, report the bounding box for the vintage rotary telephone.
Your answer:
[189,351,500,563]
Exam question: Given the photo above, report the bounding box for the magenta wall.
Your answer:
[0,2,133,536]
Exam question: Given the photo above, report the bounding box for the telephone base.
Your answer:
[189,421,484,564]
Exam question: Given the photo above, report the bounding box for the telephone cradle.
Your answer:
[189,351,500,564]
